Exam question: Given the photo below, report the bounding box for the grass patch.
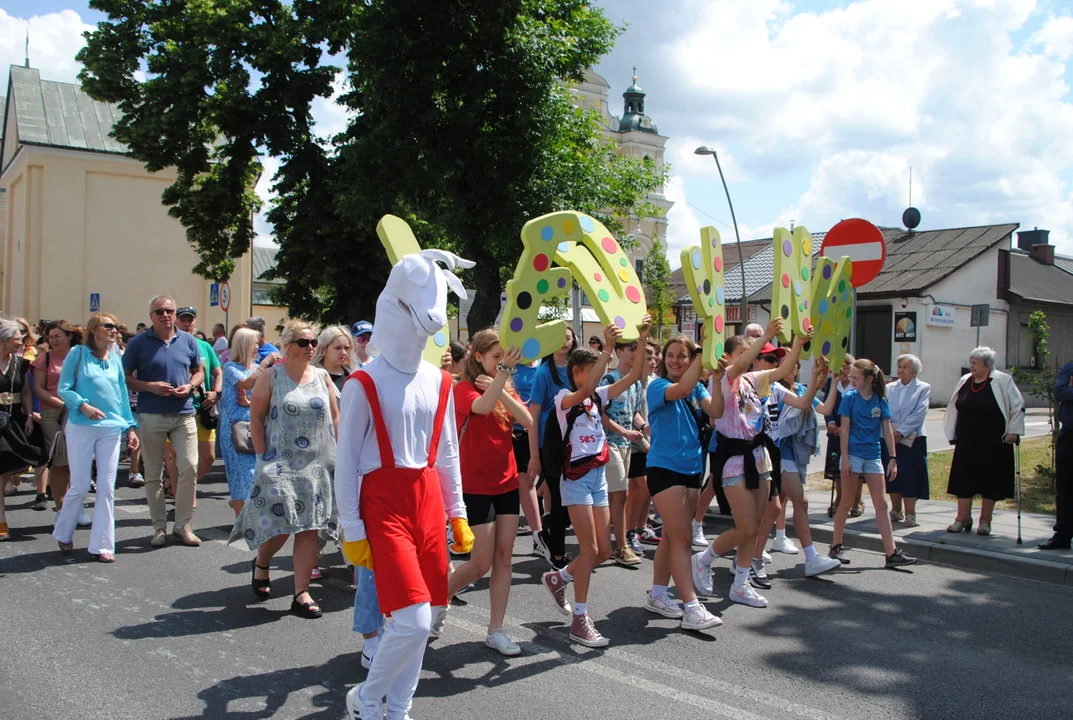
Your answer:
[806,435,1057,515]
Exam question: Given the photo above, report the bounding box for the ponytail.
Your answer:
[852,359,886,399]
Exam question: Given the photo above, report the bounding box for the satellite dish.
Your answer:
[902,207,921,231]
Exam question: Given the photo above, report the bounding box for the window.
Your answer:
[635,258,644,278]
[1018,319,1038,369]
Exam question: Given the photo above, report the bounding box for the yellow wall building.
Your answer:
[0,65,258,337]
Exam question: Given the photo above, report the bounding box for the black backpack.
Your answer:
[543,392,604,481]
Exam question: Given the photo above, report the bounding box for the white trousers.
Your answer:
[53,423,122,554]
[359,602,438,719]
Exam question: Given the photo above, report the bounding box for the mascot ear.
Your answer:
[398,254,432,288]
[418,249,474,299]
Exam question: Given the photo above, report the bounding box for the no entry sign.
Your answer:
[820,218,886,288]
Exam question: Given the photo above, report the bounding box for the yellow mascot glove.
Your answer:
[449,517,474,554]
[342,538,374,570]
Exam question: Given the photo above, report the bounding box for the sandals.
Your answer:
[849,504,864,518]
[58,540,74,555]
[903,514,918,528]
[290,592,323,619]
[0,522,8,541]
[889,510,905,523]
[92,552,116,563]
[977,521,992,536]
[947,519,973,533]
[251,560,272,599]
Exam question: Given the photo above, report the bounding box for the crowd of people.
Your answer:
[3,299,1067,660]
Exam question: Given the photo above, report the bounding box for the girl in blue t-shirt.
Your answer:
[641,335,723,633]
[829,358,916,568]
[527,326,577,568]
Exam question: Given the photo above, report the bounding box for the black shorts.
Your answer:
[646,466,703,497]
[628,450,648,479]
[512,430,531,474]
[463,489,520,526]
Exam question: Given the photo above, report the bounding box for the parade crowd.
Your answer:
[1,295,1071,718]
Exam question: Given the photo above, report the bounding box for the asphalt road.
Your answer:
[2,468,1072,720]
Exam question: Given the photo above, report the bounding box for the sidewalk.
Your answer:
[703,490,1073,586]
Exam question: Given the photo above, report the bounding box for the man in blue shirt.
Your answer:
[123,294,205,548]
[1040,361,1073,549]
[245,316,281,362]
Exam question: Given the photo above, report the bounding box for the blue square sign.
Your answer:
[210,283,220,307]
[90,293,100,313]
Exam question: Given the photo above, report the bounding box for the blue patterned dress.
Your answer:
[220,362,257,501]
[230,364,337,549]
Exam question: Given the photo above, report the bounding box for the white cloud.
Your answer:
[0,9,93,86]
[663,175,702,269]
[1031,14,1073,59]
[253,155,281,247]
[665,137,744,183]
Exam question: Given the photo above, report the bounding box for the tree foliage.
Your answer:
[79,0,665,329]
[1012,310,1058,475]
[643,236,675,342]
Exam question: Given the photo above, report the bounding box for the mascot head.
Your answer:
[371,249,475,373]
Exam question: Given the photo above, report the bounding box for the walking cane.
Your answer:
[1015,438,1023,545]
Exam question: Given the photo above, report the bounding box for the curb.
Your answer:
[702,511,1073,587]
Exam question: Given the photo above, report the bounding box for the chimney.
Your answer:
[1031,242,1055,265]
[1016,227,1050,251]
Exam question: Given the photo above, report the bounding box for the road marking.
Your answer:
[446,605,841,720]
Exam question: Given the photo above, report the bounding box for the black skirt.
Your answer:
[947,380,1014,501]
[883,436,930,499]
[0,405,45,475]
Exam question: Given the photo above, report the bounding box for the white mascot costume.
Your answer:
[336,249,475,720]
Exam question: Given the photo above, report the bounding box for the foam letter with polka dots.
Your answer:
[376,214,453,365]
[680,226,726,370]
[771,226,814,344]
[806,256,854,373]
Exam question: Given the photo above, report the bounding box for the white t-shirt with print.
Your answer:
[554,385,611,462]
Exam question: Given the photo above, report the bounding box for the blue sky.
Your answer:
[5,1,1073,260]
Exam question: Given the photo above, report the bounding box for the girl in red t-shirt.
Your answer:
[447,329,532,656]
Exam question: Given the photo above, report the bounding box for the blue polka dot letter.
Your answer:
[679,226,726,371]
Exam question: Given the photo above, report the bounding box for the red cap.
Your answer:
[759,342,787,359]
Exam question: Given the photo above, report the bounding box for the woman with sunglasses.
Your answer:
[53,314,139,561]
[351,321,375,369]
[230,321,339,619]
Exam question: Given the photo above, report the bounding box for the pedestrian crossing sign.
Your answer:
[90,293,100,313]
[210,283,220,307]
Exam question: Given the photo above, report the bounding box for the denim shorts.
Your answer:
[848,455,884,475]
[560,465,609,507]
[723,471,772,488]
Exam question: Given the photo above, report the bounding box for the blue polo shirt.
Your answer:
[840,389,891,459]
[122,328,202,415]
[647,378,710,476]
[256,341,281,362]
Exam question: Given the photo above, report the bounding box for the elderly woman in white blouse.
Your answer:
[944,347,1025,535]
[883,355,931,527]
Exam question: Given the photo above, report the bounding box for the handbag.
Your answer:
[231,420,254,454]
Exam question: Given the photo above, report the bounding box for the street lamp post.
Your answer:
[694,145,749,328]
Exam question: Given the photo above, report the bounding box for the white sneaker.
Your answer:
[681,604,723,630]
[77,505,92,527]
[761,550,772,564]
[770,536,800,554]
[429,605,448,638]
[346,683,383,720]
[729,582,768,608]
[691,552,714,597]
[691,521,707,548]
[804,554,842,577]
[644,592,684,619]
[485,628,522,656]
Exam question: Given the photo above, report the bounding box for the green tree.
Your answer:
[1012,310,1058,476]
[643,236,674,342]
[79,0,664,328]
[77,0,341,282]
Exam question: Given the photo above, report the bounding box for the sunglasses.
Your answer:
[152,308,175,316]
[759,355,778,363]
[293,338,319,349]
[356,334,371,343]
[101,323,118,331]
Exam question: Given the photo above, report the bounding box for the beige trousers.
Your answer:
[138,413,198,531]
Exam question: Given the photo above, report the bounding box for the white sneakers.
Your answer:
[644,592,684,619]
[729,582,768,608]
[761,550,773,564]
[770,536,799,554]
[804,554,842,577]
[346,684,382,720]
[681,604,723,630]
[691,520,707,548]
[691,552,714,597]
[486,629,522,656]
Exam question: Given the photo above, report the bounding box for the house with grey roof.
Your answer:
[672,221,1073,404]
[0,64,261,333]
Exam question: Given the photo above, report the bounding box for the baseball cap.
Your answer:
[352,320,373,336]
[177,307,197,318]
[758,342,787,359]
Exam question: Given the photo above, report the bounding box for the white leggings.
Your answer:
[53,424,121,554]
[359,602,438,720]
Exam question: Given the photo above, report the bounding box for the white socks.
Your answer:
[574,602,587,616]
[651,584,669,598]
[559,566,574,582]
[733,564,750,589]
[803,544,818,561]
[775,528,787,540]
[683,598,702,612]
[699,546,718,567]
